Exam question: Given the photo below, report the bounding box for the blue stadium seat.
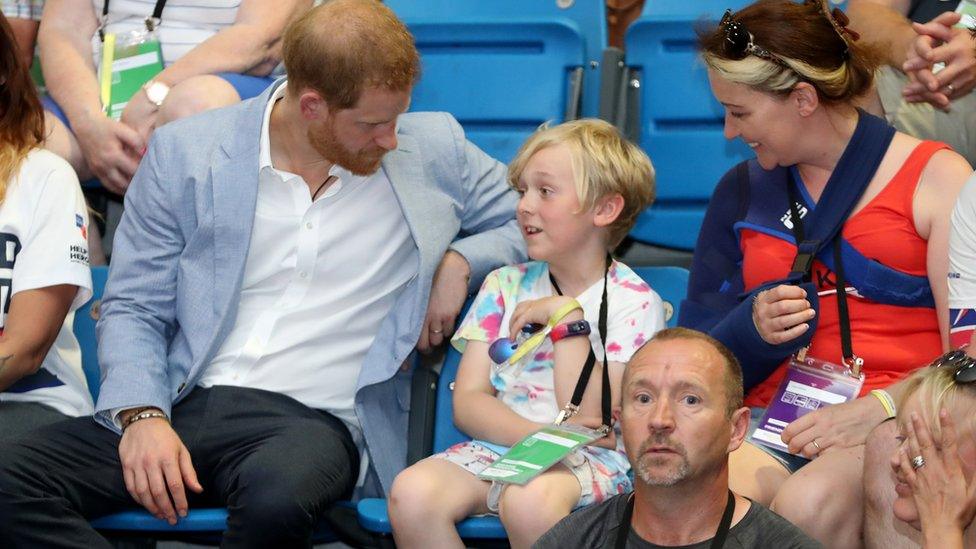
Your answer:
[386,0,607,120]
[382,9,590,163]
[74,266,108,403]
[356,266,690,540]
[90,505,347,540]
[632,266,689,329]
[75,267,341,542]
[625,0,753,250]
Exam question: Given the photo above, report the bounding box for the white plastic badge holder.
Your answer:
[751,354,864,456]
[477,425,604,485]
[99,28,164,120]
[957,0,976,29]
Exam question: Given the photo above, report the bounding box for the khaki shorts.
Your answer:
[876,65,976,167]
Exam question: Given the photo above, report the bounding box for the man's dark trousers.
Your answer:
[0,385,359,548]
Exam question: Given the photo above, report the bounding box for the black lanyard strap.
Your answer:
[101,0,168,35]
[787,179,815,280]
[787,177,861,376]
[614,490,735,549]
[548,254,612,430]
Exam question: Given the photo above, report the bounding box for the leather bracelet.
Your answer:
[123,410,169,431]
[550,319,591,343]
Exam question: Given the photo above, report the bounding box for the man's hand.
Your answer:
[118,413,202,525]
[751,284,815,345]
[418,250,471,353]
[781,394,889,458]
[74,113,146,195]
[902,12,976,109]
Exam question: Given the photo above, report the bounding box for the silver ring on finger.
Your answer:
[813,439,822,452]
[911,455,925,470]
[946,83,956,94]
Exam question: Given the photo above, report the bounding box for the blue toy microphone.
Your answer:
[488,323,544,364]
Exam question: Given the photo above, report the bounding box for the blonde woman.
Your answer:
[0,12,93,439]
[891,358,976,548]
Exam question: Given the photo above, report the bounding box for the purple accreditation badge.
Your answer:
[751,354,864,456]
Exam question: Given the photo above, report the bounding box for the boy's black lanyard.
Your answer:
[613,491,735,549]
[101,0,168,40]
[787,176,862,376]
[548,254,612,431]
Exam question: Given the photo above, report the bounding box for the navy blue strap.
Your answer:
[5,369,65,393]
[786,110,895,280]
[818,240,935,308]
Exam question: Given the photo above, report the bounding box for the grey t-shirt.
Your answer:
[534,494,822,549]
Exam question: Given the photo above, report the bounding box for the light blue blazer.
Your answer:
[95,80,525,494]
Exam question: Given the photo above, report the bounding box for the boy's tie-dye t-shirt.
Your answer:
[449,260,667,488]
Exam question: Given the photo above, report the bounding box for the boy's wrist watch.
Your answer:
[550,319,591,343]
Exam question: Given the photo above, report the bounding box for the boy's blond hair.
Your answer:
[507,119,655,248]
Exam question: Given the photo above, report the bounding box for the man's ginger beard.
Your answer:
[308,118,387,176]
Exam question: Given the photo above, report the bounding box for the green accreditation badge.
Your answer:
[99,30,164,120]
[477,425,605,485]
[956,0,976,29]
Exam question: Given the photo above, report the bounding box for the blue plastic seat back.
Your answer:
[392,20,585,164]
[625,0,753,250]
[631,266,689,328]
[432,340,468,454]
[386,0,606,119]
[432,295,474,454]
[74,266,109,402]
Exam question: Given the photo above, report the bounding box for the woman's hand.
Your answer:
[73,114,146,195]
[508,296,582,336]
[751,284,816,345]
[898,410,976,547]
[781,394,889,457]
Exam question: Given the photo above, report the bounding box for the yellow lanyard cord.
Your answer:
[507,299,582,366]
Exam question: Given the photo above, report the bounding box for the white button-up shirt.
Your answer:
[197,84,419,440]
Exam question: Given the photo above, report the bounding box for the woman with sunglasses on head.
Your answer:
[681,0,972,546]
[0,12,94,439]
[890,357,976,549]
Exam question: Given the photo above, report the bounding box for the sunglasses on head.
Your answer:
[719,9,791,69]
[929,350,976,383]
[808,0,859,44]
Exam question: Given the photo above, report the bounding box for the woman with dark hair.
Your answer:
[0,11,94,439]
[681,0,972,545]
